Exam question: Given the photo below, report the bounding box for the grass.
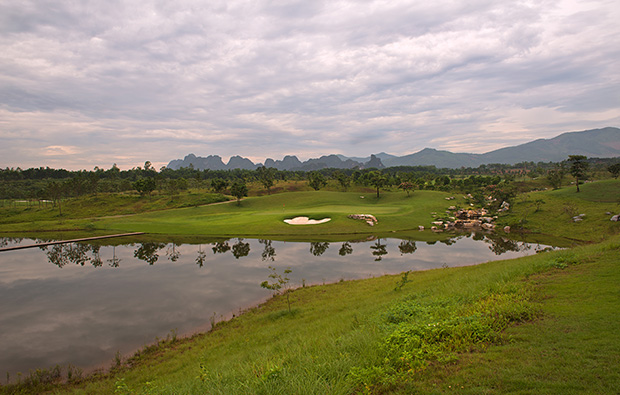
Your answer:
[0,189,461,238]
[497,179,620,242]
[11,235,616,394]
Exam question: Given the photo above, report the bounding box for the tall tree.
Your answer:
[369,171,387,198]
[256,166,275,194]
[568,155,588,192]
[307,171,327,191]
[230,180,248,205]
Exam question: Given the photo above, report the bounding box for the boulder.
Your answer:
[611,215,619,222]
[503,226,511,233]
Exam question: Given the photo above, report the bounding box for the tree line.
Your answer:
[1,156,618,202]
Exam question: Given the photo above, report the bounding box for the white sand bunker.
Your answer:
[284,216,331,225]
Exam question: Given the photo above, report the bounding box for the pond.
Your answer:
[0,233,554,379]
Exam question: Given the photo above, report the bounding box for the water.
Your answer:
[0,234,552,378]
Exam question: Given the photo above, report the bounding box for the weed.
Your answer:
[394,271,412,291]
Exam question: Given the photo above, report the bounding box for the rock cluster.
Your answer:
[572,214,586,222]
[430,207,499,231]
[348,214,378,226]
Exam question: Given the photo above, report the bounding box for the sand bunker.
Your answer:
[284,216,331,225]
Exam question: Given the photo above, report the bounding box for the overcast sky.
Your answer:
[1,0,619,170]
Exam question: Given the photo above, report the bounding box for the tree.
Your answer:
[333,170,350,191]
[230,180,248,205]
[398,181,415,197]
[369,171,387,198]
[260,266,293,313]
[211,178,228,193]
[45,180,66,215]
[307,171,327,191]
[568,155,588,192]
[133,178,157,197]
[547,168,565,189]
[608,163,620,179]
[256,166,275,194]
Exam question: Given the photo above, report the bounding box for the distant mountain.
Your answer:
[167,127,619,171]
[167,153,381,171]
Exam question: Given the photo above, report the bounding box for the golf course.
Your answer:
[1,179,619,394]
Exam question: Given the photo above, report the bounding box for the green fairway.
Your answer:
[90,190,457,237]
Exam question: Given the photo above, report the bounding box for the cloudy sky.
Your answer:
[1,0,619,170]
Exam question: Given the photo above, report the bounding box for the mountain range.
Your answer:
[167,127,620,171]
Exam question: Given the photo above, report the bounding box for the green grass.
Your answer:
[0,190,462,237]
[95,190,451,237]
[497,179,620,242]
[0,191,229,227]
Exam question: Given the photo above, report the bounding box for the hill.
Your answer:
[167,127,620,170]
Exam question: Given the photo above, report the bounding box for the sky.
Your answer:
[1,0,619,171]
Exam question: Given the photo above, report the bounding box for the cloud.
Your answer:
[0,0,618,169]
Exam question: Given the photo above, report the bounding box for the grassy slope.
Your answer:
[497,179,620,242]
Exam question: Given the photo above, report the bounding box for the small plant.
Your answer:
[261,266,293,313]
[114,378,133,394]
[394,271,411,291]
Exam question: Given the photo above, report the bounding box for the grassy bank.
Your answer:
[7,235,615,394]
[497,179,620,242]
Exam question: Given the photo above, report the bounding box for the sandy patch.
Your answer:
[284,216,331,225]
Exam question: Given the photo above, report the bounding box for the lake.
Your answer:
[0,233,553,379]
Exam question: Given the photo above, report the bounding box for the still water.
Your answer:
[0,234,551,378]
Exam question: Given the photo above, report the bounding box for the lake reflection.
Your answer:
[0,234,551,378]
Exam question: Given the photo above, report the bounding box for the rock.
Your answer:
[611,215,619,222]
[504,226,511,233]
[418,225,425,230]
[448,206,456,210]
[572,216,583,222]
[432,221,443,226]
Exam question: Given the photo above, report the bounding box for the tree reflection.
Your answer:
[107,245,121,267]
[90,245,103,267]
[42,243,103,268]
[1,237,24,248]
[484,234,526,255]
[231,238,250,259]
[338,242,353,256]
[259,239,276,261]
[398,240,417,255]
[166,243,180,262]
[370,239,388,261]
[212,241,231,254]
[134,242,166,265]
[310,242,329,256]
[196,245,207,268]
